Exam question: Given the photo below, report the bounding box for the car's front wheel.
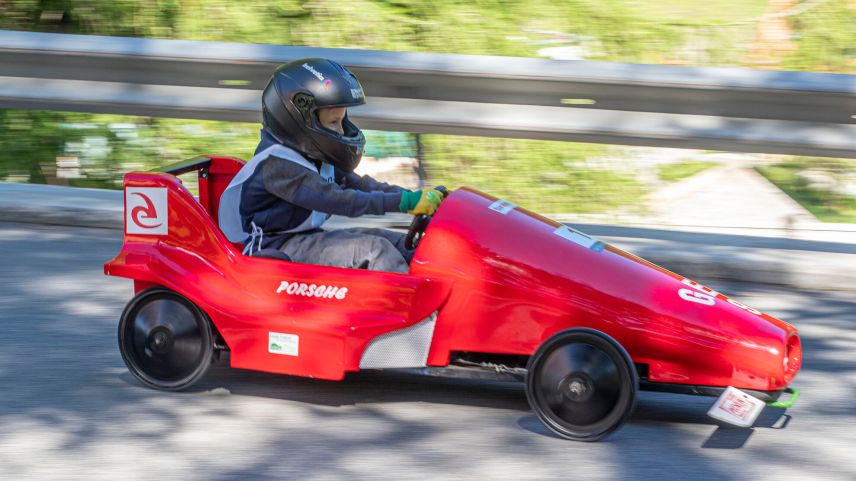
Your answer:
[118,287,214,391]
[526,328,638,441]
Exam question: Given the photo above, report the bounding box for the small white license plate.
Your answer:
[268,331,299,356]
[707,386,765,428]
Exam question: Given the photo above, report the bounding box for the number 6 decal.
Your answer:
[678,288,716,306]
[677,277,718,306]
[676,277,763,316]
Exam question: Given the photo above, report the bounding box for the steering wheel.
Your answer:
[403,186,448,250]
[404,214,431,250]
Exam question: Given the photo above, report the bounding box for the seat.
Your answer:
[250,248,293,262]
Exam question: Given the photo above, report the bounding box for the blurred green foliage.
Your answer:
[0,0,853,214]
[0,0,776,62]
[657,161,717,182]
[423,136,646,213]
[12,0,850,68]
[782,0,856,73]
[756,158,856,223]
[363,131,416,159]
[0,110,259,188]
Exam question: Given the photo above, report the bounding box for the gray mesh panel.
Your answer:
[359,312,438,369]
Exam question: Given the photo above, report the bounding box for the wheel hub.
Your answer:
[146,325,174,354]
[562,374,594,402]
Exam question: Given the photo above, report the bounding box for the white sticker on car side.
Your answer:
[554,225,598,249]
[488,199,517,215]
[125,187,168,235]
[269,332,299,356]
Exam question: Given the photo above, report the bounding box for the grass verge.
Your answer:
[756,163,856,223]
[658,161,717,182]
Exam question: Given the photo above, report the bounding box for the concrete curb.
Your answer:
[2,182,854,291]
[0,182,123,230]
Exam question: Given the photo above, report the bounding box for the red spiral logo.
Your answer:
[130,192,163,229]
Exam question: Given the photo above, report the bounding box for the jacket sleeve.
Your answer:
[262,156,402,217]
[336,167,407,193]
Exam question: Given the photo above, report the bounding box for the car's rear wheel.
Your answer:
[526,328,637,441]
[118,288,214,391]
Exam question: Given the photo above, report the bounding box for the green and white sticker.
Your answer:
[269,332,299,356]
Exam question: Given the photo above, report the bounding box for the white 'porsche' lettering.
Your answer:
[323,285,338,298]
[276,281,348,300]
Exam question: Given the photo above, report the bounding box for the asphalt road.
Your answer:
[1,221,854,481]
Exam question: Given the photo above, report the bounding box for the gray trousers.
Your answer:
[279,228,412,274]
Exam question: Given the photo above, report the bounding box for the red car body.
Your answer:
[105,156,802,396]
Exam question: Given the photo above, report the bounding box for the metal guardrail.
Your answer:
[0,30,854,158]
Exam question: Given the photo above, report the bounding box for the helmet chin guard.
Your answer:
[262,58,366,171]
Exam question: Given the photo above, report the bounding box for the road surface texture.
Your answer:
[0,222,853,480]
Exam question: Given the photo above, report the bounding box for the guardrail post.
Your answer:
[413,133,426,190]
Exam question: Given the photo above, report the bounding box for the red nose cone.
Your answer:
[784,334,802,383]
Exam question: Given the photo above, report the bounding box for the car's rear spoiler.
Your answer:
[153,156,213,176]
[152,155,246,224]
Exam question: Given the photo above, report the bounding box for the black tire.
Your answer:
[526,328,638,441]
[118,287,214,391]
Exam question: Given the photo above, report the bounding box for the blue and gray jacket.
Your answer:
[225,130,405,251]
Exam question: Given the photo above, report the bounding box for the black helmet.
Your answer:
[261,58,366,171]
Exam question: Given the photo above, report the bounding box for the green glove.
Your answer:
[399,189,444,215]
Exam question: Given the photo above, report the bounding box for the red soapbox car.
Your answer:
[105,156,802,441]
